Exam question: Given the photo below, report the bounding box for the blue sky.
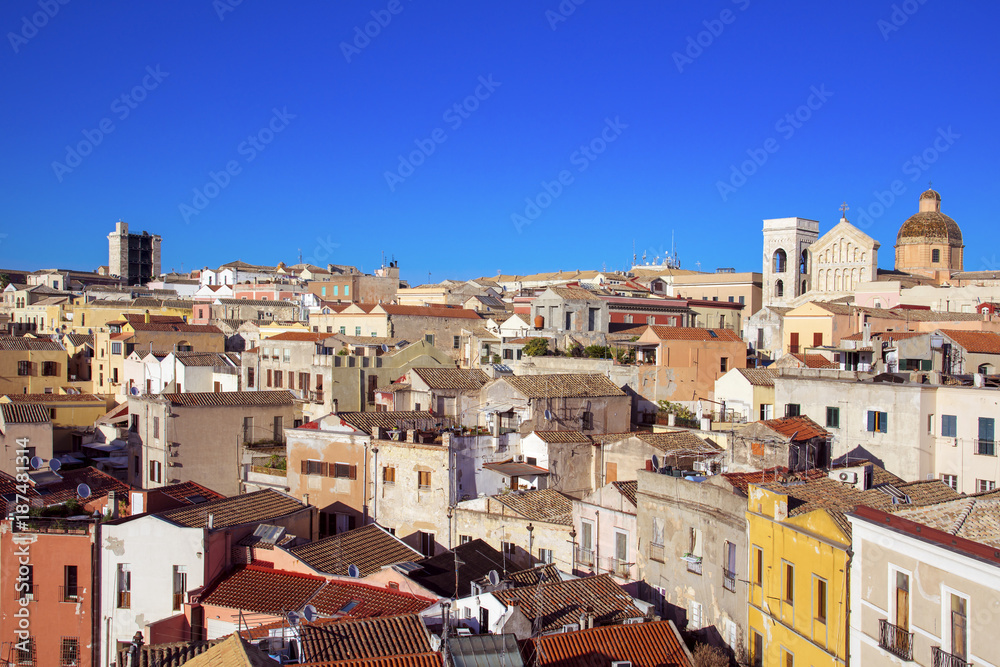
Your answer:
[1,1,998,284]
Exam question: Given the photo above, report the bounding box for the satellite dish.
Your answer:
[49,459,62,472]
[381,343,389,352]
[130,387,140,396]
[488,570,500,586]
[651,454,660,471]
[543,409,552,421]
[77,483,92,499]
[286,611,300,626]
[301,605,317,622]
[347,564,360,578]
[29,456,43,470]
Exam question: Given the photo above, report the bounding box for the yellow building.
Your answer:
[745,468,962,667]
[0,392,113,452]
[66,297,193,334]
[0,336,69,395]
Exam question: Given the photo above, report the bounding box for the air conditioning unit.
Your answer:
[839,472,858,484]
[611,662,633,667]
[514,455,524,463]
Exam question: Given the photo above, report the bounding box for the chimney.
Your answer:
[107,491,118,519]
[144,310,150,324]
[862,321,871,347]
[207,513,214,530]
[406,429,417,443]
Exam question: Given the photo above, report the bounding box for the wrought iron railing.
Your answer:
[976,439,996,456]
[932,646,971,667]
[878,619,914,661]
[649,543,664,562]
[576,547,594,566]
[723,569,737,592]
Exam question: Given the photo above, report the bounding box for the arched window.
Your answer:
[979,363,994,375]
[800,250,808,275]
[773,249,787,274]
[775,280,784,298]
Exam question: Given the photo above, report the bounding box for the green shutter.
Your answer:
[879,412,888,433]
[921,359,932,371]
[980,417,995,443]
[867,411,876,432]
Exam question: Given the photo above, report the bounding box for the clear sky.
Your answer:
[1,1,998,284]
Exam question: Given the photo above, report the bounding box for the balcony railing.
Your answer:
[933,646,971,667]
[723,569,737,592]
[649,543,664,562]
[683,554,703,575]
[976,439,996,456]
[575,547,594,567]
[13,585,37,601]
[59,585,80,603]
[878,619,914,661]
[608,557,631,579]
[117,590,131,609]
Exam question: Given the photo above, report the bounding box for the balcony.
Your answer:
[932,646,970,667]
[608,557,631,579]
[878,619,914,661]
[59,585,80,603]
[576,547,594,567]
[723,569,737,592]
[976,439,995,456]
[14,585,37,602]
[649,543,664,562]
[683,554,703,575]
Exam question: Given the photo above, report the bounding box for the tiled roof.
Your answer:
[411,367,489,391]
[494,574,642,632]
[381,305,482,320]
[612,480,638,507]
[547,286,600,301]
[297,614,434,663]
[0,336,63,351]
[736,367,777,386]
[38,467,131,506]
[0,470,40,501]
[337,411,437,434]
[450,635,523,667]
[121,313,186,325]
[161,390,294,408]
[633,431,721,455]
[760,415,829,440]
[3,392,103,403]
[491,489,573,525]
[409,539,512,598]
[483,460,549,477]
[530,430,591,443]
[154,481,225,505]
[116,639,224,667]
[940,329,1000,355]
[891,491,1000,548]
[129,322,223,334]
[789,353,840,369]
[202,565,326,614]
[309,579,436,618]
[173,352,240,367]
[311,654,443,667]
[289,524,422,576]
[182,634,280,667]
[0,403,50,424]
[505,563,563,588]
[264,331,330,342]
[647,326,742,342]
[501,374,625,398]
[159,488,307,530]
[374,383,410,394]
[842,331,926,342]
[219,298,298,307]
[524,619,692,667]
[63,333,94,347]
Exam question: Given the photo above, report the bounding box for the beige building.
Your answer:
[807,214,879,295]
[633,326,747,403]
[0,336,68,395]
[714,367,777,422]
[0,403,53,476]
[0,392,110,453]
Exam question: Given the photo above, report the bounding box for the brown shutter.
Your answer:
[322,462,331,477]
[349,465,357,480]
[301,460,308,475]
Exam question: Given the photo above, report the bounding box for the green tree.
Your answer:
[522,337,549,356]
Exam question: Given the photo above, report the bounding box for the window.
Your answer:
[173,565,187,611]
[538,548,553,564]
[783,561,794,603]
[274,370,283,388]
[789,331,799,353]
[333,285,339,296]
[117,564,131,608]
[814,576,827,623]
[344,285,349,296]
[133,455,140,476]
[501,541,516,559]
[687,527,703,574]
[59,637,78,666]
[942,474,958,491]
[356,326,362,336]
[866,410,888,433]
[149,460,161,483]
[339,326,346,335]
[813,332,823,347]
[153,416,160,439]
[932,248,941,263]
[825,406,840,428]
[781,648,794,667]
[739,295,745,305]
[775,279,784,298]
[950,593,968,661]
[273,416,283,441]
[418,470,431,489]
[581,411,593,430]
[16,564,33,600]
[978,417,995,455]
[760,403,773,420]
[460,534,472,545]
[266,369,272,387]
[419,531,435,557]
[303,459,325,475]
[941,414,957,437]
[689,600,703,629]
[624,314,633,324]
[651,517,664,547]
[724,541,737,591]
[17,360,30,376]
[333,463,357,479]
[453,335,460,349]
[750,631,763,667]
[247,367,254,388]
[773,249,787,273]
[41,361,59,376]
[15,637,35,666]
[383,466,396,484]
[720,357,728,372]
[111,342,122,355]
[63,565,78,601]
[424,333,434,345]
[283,348,291,363]
[978,479,996,493]
[785,403,800,417]
[753,546,763,585]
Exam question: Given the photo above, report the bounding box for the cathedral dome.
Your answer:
[896,189,962,246]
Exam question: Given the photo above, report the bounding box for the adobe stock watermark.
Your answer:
[511,116,627,233]
[545,0,586,30]
[7,0,71,54]
[877,0,929,41]
[303,236,341,267]
[716,84,833,202]
[383,75,501,192]
[213,0,244,21]
[340,0,411,63]
[178,107,296,223]
[51,66,169,183]
[853,127,959,230]
[673,0,751,73]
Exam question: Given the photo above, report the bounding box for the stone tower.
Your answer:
[108,221,162,285]
[762,217,819,308]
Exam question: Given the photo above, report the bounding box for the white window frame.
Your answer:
[941,585,970,661]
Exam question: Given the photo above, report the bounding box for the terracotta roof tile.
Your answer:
[633,431,721,455]
[790,354,839,369]
[940,329,1000,355]
[647,326,742,342]
[612,480,638,507]
[337,411,437,434]
[161,390,294,408]
[410,367,489,391]
[491,489,573,525]
[525,619,692,667]
[0,336,63,351]
[500,374,625,399]
[307,654,442,667]
[530,430,591,443]
[759,415,829,441]
[172,352,241,367]
[505,563,563,587]
[295,614,434,663]
[4,392,103,403]
[309,579,436,618]
[155,481,226,505]
[381,305,482,320]
[494,574,641,633]
[736,368,777,387]
[265,331,330,342]
[289,524,422,576]
[129,322,223,334]
[203,565,325,615]
[160,488,307,530]
[38,466,131,506]
[181,634,280,667]
[0,403,50,424]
